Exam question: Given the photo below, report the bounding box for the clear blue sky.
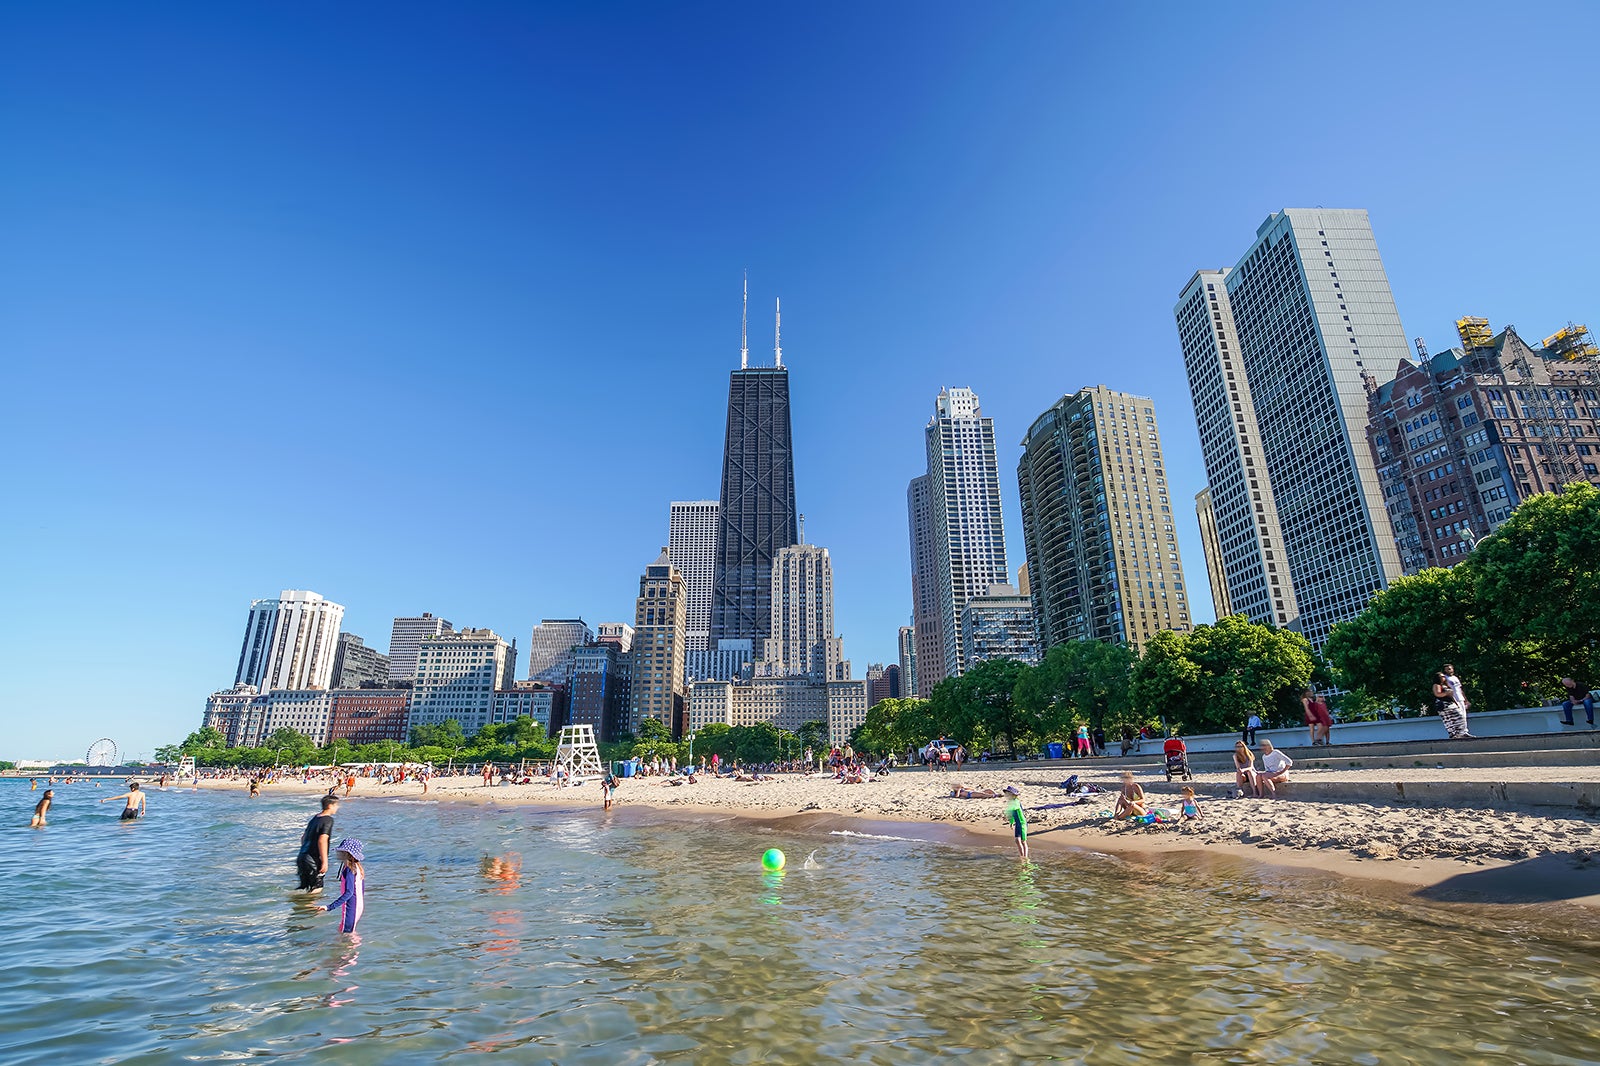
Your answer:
[3,3,1595,761]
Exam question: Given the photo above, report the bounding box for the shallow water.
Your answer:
[3,778,1600,1064]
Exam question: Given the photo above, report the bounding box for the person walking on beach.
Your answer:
[1003,785,1028,859]
[297,795,338,891]
[317,839,366,934]
[601,768,617,810]
[100,782,146,820]
[1561,677,1595,727]
[31,789,53,827]
[1440,665,1472,739]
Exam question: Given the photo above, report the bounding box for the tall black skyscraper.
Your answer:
[710,297,799,657]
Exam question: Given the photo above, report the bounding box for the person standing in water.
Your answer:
[100,782,146,820]
[318,839,366,933]
[31,789,54,827]
[1003,785,1028,859]
[297,795,338,891]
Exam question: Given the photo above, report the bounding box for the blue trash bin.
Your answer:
[1046,742,1065,760]
[618,762,635,778]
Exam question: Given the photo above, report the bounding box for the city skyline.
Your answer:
[5,5,1598,758]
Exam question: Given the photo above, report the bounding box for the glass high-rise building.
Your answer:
[1017,386,1191,651]
[669,501,719,653]
[905,474,942,696]
[921,388,1010,683]
[710,363,799,659]
[1176,209,1404,648]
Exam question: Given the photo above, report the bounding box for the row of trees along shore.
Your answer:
[155,485,1595,768]
[857,484,1600,756]
[157,717,831,771]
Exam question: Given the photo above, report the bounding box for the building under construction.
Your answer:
[1364,318,1600,574]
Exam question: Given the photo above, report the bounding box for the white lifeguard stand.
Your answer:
[177,756,197,782]
[553,725,604,783]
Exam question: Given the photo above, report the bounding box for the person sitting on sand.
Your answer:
[1113,772,1147,819]
[949,785,1000,799]
[1233,740,1261,798]
[1179,786,1201,820]
[1258,740,1293,796]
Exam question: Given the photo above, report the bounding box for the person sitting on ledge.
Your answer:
[1258,740,1293,796]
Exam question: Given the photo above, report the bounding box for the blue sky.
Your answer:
[3,3,1595,760]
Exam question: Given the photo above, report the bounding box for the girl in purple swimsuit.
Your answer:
[320,839,366,933]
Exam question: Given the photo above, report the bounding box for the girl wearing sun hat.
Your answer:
[320,838,366,933]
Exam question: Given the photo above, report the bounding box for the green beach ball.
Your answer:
[761,848,786,871]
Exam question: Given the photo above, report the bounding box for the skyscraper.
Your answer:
[1175,268,1297,630]
[1194,487,1233,618]
[1016,386,1192,651]
[669,501,719,653]
[329,633,391,690]
[630,548,689,735]
[1177,209,1404,647]
[711,300,799,659]
[388,613,452,683]
[525,618,592,683]
[762,543,847,680]
[234,589,346,692]
[905,475,941,696]
[896,624,916,699]
[922,388,1009,682]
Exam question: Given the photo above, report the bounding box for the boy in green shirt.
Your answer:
[1003,785,1028,859]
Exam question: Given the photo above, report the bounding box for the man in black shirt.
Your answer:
[297,795,338,890]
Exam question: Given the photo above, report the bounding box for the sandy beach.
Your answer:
[196,760,1600,905]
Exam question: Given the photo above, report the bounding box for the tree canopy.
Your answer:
[1327,483,1600,710]
[1129,615,1316,733]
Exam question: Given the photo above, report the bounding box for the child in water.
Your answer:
[319,839,366,933]
[1003,785,1028,859]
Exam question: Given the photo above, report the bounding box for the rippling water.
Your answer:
[4,777,1600,1064]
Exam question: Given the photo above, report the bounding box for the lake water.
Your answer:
[4,777,1600,1064]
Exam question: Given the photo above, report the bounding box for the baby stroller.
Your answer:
[1164,747,1193,782]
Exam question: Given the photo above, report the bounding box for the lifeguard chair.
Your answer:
[553,725,604,784]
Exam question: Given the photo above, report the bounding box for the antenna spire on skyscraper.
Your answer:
[774,297,783,367]
[741,272,749,369]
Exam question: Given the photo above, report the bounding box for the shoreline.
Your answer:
[186,767,1600,910]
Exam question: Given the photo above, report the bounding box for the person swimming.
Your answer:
[319,839,366,933]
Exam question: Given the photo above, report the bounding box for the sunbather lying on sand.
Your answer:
[949,785,1000,799]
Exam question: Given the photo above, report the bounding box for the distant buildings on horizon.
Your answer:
[201,241,1598,747]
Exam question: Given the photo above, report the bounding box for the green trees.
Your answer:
[852,697,930,755]
[1129,615,1316,734]
[1015,640,1134,736]
[1326,484,1600,711]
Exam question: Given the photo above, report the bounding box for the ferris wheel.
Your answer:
[86,738,119,766]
